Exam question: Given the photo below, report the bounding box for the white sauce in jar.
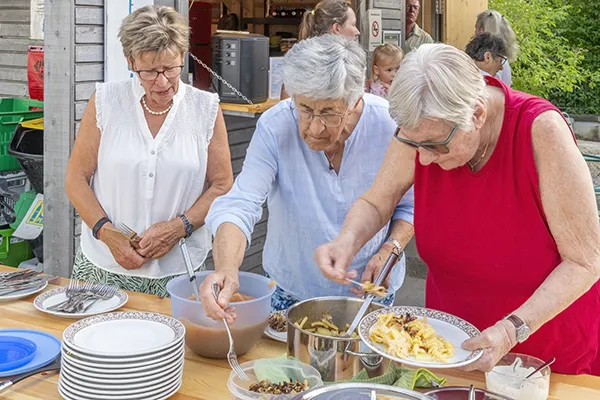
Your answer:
[485,359,549,400]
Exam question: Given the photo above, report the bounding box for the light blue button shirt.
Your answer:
[206,94,414,300]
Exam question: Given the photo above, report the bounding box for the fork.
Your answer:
[79,285,118,313]
[211,282,249,381]
[115,222,142,248]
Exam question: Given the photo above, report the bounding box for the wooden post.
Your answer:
[44,0,75,277]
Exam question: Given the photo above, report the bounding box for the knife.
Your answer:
[0,354,61,393]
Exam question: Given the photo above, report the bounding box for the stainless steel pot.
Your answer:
[286,296,390,382]
[291,382,434,399]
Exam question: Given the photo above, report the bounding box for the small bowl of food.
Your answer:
[485,353,550,400]
[167,271,275,359]
[228,357,322,400]
[264,310,288,342]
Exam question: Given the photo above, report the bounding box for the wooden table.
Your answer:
[2,266,600,400]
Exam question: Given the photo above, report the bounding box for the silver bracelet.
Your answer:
[387,238,403,255]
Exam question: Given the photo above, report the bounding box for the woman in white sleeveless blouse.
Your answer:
[65,5,233,296]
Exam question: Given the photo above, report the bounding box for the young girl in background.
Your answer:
[367,44,403,98]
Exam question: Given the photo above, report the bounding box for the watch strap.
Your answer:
[179,214,194,238]
[92,217,111,240]
[387,238,403,255]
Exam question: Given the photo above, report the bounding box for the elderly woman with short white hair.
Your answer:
[316,43,600,375]
[65,5,233,296]
[200,34,415,321]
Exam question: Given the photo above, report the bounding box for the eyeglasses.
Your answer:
[393,125,458,154]
[290,105,347,128]
[499,55,508,66]
[407,4,420,10]
[134,65,184,81]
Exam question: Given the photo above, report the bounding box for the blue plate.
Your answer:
[0,329,61,378]
[0,336,37,372]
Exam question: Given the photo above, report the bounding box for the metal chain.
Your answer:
[189,52,255,107]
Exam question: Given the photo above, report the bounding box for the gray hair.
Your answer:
[388,43,486,132]
[282,34,366,106]
[119,5,189,60]
[476,10,519,61]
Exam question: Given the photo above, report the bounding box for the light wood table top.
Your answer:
[1,266,599,399]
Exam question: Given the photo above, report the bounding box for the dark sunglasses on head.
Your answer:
[393,126,458,154]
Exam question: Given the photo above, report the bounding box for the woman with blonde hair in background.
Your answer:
[475,9,519,87]
[281,0,360,99]
[366,44,403,99]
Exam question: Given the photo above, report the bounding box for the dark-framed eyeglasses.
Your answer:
[134,65,184,82]
[407,4,420,10]
[499,55,508,66]
[290,105,347,128]
[393,125,458,154]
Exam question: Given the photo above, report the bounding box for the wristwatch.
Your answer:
[503,314,531,343]
[386,238,403,255]
[178,214,194,238]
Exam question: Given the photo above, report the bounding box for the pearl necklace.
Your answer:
[142,96,173,116]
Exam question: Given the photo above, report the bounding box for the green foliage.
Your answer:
[488,0,600,114]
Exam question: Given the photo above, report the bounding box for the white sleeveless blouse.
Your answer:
[80,78,219,278]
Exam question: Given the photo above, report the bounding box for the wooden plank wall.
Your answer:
[372,0,403,32]
[0,0,43,98]
[73,0,105,255]
[205,115,268,275]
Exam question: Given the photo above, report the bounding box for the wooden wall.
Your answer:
[445,0,488,50]
[72,0,106,257]
[0,0,43,98]
[204,116,268,274]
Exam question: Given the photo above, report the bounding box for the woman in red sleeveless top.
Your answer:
[315,43,600,375]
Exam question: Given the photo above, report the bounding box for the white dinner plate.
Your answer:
[61,335,183,363]
[60,370,182,396]
[0,279,47,303]
[60,357,184,384]
[63,311,185,356]
[358,306,484,369]
[61,346,184,371]
[60,362,182,390]
[34,287,128,319]
[58,377,182,400]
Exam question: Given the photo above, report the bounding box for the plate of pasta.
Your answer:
[358,306,483,369]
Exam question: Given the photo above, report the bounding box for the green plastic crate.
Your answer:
[0,98,44,172]
[0,226,33,267]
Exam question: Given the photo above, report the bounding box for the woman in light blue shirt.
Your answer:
[200,35,415,322]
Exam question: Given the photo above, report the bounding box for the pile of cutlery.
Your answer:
[46,281,117,314]
[0,270,49,296]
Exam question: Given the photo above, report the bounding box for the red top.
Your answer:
[413,76,600,375]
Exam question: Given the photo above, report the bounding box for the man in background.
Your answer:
[403,0,433,53]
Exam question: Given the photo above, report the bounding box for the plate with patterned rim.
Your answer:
[63,312,185,357]
[358,306,484,369]
[264,310,287,343]
[0,272,48,303]
[33,286,128,319]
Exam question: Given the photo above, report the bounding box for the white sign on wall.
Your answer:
[105,0,154,82]
[368,9,382,51]
[30,0,44,40]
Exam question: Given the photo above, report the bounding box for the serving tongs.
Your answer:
[342,246,402,358]
[178,238,200,301]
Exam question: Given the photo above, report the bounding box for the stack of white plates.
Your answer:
[59,311,185,400]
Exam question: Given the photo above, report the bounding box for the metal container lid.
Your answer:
[291,383,433,400]
[424,386,516,400]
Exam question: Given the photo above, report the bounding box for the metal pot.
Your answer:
[286,296,390,382]
[291,382,434,399]
[424,386,517,400]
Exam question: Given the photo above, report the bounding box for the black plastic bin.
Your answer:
[8,126,43,194]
